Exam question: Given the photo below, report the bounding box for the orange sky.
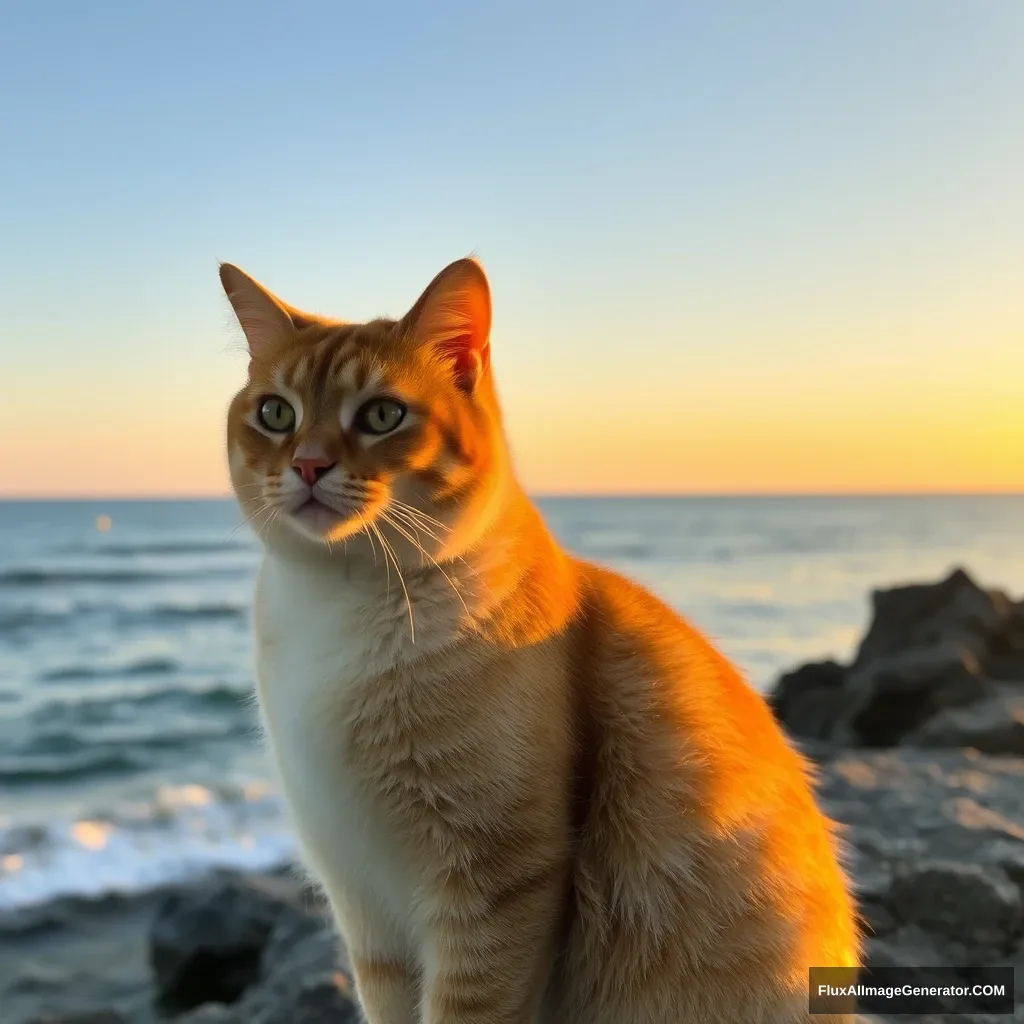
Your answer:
[2,4,1022,499]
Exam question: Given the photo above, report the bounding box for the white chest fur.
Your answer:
[251,553,465,949]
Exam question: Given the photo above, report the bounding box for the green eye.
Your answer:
[257,395,296,433]
[355,398,406,436]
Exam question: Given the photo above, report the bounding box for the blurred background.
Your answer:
[1,2,1022,1021]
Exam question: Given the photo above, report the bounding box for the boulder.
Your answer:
[906,690,1024,754]
[149,877,312,1011]
[26,1016,128,1024]
[838,646,994,747]
[179,927,359,1024]
[769,568,1023,748]
[767,660,846,740]
[854,568,1014,670]
[886,860,1022,955]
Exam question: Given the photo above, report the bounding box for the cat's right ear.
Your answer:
[219,263,296,360]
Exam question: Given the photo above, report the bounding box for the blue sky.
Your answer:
[1,1,1021,495]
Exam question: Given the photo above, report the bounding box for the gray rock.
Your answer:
[149,877,311,1011]
[238,972,361,1024]
[768,660,846,740]
[173,1010,235,1024]
[839,646,994,747]
[887,860,1022,955]
[907,689,1024,754]
[770,568,1024,748]
[179,927,359,1024]
[854,568,1014,670]
[26,1015,128,1024]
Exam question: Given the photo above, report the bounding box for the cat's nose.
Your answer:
[291,457,336,485]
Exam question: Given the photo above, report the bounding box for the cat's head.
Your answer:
[223,258,510,562]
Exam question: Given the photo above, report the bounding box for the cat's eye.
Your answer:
[354,398,406,436]
[257,395,296,433]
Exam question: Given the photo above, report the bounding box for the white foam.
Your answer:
[0,781,297,912]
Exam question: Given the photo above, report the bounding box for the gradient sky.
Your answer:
[1,1,1021,497]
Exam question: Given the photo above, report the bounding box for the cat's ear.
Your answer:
[219,263,297,358]
[404,258,492,392]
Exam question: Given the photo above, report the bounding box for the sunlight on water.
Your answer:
[71,821,113,851]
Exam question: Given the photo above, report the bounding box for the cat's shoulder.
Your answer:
[572,558,699,643]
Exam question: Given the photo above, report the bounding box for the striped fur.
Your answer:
[223,258,860,1023]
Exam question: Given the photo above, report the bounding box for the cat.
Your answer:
[222,256,860,1024]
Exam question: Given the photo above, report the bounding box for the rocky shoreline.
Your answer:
[13,568,1024,1023]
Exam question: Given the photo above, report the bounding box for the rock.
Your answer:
[175,1009,235,1024]
[179,926,359,1024]
[149,877,311,1011]
[767,660,846,740]
[26,1015,128,1024]
[238,972,360,1024]
[907,690,1024,754]
[838,646,994,747]
[820,749,1024,865]
[854,568,1014,670]
[887,860,1022,955]
[769,568,1024,748]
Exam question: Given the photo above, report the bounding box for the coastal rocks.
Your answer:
[853,567,1015,668]
[906,690,1024,755]
[818,748,1024,1022]
[886,860,1021,957]
[27,1016,128,1024]
[770,568,1024,750]
[767,659,846,740]
[149,877,315,1011]
[838,646,993,747]
[177,921,359,1023]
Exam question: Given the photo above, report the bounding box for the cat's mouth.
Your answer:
[274,483,382,544]
[287,495,351,537]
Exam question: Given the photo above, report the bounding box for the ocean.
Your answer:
[1,496,1022,918]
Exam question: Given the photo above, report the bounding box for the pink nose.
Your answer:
[292,457,336,485]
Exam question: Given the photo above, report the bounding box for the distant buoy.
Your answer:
[95,515,113,532]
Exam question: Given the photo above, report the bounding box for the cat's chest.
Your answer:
[252,560,420,921]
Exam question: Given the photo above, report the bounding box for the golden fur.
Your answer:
[222,257,859,1023]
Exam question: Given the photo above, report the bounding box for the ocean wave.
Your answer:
[0,569,170,587]
[0,602,248,637]
[65,540,254,557]
[31,682,251,719]
[1,716,252,785]
[0,782,295,913]
[0,748,149,784]
[0,567,249,588]
[143,602,248,624]
[40,656,181,682]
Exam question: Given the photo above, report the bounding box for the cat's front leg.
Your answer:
[350,949,420,1024]
[329,890,420,1024]
[418,863,565,1024]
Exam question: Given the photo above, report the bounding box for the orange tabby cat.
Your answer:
[222,257,859,1024]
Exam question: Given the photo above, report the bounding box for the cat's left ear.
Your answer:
[403,258,492,393]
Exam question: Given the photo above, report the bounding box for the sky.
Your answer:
[1,1,1021,497]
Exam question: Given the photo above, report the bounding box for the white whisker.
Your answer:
[379,510,473,626]
[372,523,414,642]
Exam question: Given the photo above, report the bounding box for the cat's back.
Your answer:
[557,562,858,1022]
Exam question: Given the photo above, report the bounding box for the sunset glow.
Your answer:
[2,4,1021,498]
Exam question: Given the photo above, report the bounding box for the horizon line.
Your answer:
[2,490,1023,503]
